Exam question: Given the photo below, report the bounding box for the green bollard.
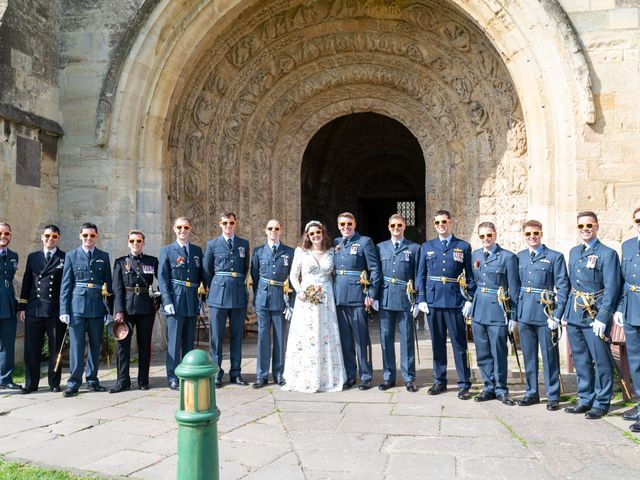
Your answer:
[175,349,221,480]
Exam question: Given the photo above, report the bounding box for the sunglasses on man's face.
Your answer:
[389,223,404,229]
[266,226,281,231]
[175,225,190,231]
[129,238,143,244]
[44,233,59,239]
[577,223,596,230]
[82,233,97,239]
[338,222,353,227]
[308,230,322,237]
[434,219,448,226]
[634,218,640,224]
[220,221,236,226]
[524,231,541,237]
[0,232,11,237]
[478,233,494,239]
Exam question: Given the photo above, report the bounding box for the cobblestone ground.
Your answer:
[1,322,639,479]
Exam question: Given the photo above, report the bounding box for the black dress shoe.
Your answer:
[62,387,78,397]
[230,376,248,386]
[20,387,35,394]
[277,377,286,386]
[109,384,131,394]
[342,379,356,390]
[168,380,179,390]
[630,421,640,433]
[546,400,560,411]
[87,383,106,392]
[427,384,447,395]
[252,379,268,389]
[378,381,396,391]
[622,407,639,421]
[50,386,61,393]
[405,382,418,393]
[0,382,22,390]
[517,397,540,407]
[214,379,222,388]
[497,394,515,406]
[457,388,471,400]
[585,409,605,420]
[358,380,372,390]
[474,390,496,402]
[564,404,590,414]
[138,384,150,391]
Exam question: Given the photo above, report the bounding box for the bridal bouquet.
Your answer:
[303,284,326,305]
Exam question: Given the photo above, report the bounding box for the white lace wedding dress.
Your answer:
[282,247,346,393]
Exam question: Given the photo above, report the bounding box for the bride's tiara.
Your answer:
[304,220,323,231]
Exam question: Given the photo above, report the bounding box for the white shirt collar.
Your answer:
[44,248,57,256]
[438,234,453,242]
[176,240,189,249]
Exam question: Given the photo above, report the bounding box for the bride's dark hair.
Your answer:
[300,221,333,251]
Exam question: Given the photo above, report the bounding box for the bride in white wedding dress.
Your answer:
[281,221,346,393]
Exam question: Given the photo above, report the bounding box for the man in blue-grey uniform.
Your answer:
[59,223,113,397]
[0,222,21,390]
[158,217,204,390]
[204,212,250,388]
[250,219,294,388]
[470,221,519,405]
[615,207,640,432]
[515,219,569,411]
[376,213,419,392]
[564,211,622,419]
[417,210,475,400]
[334,212,380,390]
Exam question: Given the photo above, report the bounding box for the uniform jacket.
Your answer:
[250,243,295,311]
[113,253,159,316]
[618,238,640,326]
[203,235,250,309]
[0,249,19,318]
[377,238,420,312]
[416,235,475,308]
[158,242,204,318]
[516,245,569,325]
[564,240,622,327]
[333,232,381,306]
[59,247,113,318]
[18,249,65,317]
[470,245,520,325]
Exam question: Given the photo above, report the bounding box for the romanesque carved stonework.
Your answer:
[168,0,526,246]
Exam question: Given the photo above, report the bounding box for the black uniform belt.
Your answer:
[427,275,458,284]
[125,286,148,295]
[259,277,285,287]
[383,276,408,286]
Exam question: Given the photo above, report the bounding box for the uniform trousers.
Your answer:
[336,306,372,382]
[379,309,415,383]
[165,315,195,382]
[115,314,155,386]
[67,316,103,389]
[472,322,509,396]
[255,307,286,382]
[624,323,640,410]
[518,322,560,400]
[209,307,246,381]
[427,307,471,389]
[24,315,66,389]
[0,316,17,384]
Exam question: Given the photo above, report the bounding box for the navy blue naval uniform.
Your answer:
[204,235,250,382]
[417,235,475,389]
[251,242,295,383]
[377,238,419,384]
[516,245,569,402]
[333,232,381,383]
[617,237,640,413]
[470,245,520,396]
[60,247,113,390]
[18,248,66,391]
[0,248,19,386]
[564,239,622,414]
[158,241,204,382]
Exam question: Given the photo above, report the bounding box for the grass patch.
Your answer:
[623,431,640,446]
[560,394,576,404]
[11,363,25,385]
[496,416,528,448]
[0,459,99,479]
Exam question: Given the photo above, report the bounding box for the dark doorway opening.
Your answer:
[301,113,426,244]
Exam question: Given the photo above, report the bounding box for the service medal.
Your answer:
[238,247,246,258]
[586,255,598,269]
[283,255,289,266]
[453,249,463,263]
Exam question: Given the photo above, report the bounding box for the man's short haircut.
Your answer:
[266,218,281,227]
[633,207,640,218]
[388,213,405,224]
[43,224,60,234]
[478,221,496,232]
[80,222,98,233]
[220,211,237,221]
[434,209,451,219]
[128,229,145,240]
[337,212,355,221]
[522,219,543,231]
[0,222,11,231]
[577,211,598,223]
[174,216,191,226]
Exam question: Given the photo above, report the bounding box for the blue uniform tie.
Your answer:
[182,245,188,261]
[46,251,52,262]
[227,238,233,251]
[442,239,448,249]
[394,242,399,251]
[271,245,277,256]
[530,250,535,262]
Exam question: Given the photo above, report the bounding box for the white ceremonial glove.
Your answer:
[591,320,606,338]
[164,303,176,315]
[284,307,293,321]
[418,302,429,314]
[614,312,624,327]
[462,301,473,318]
[372,300,379,312]
[103,314,113,326]
[411,304,420,318]
[59,314,70,325]
[508,320,517,334]
[547,317,560,330]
